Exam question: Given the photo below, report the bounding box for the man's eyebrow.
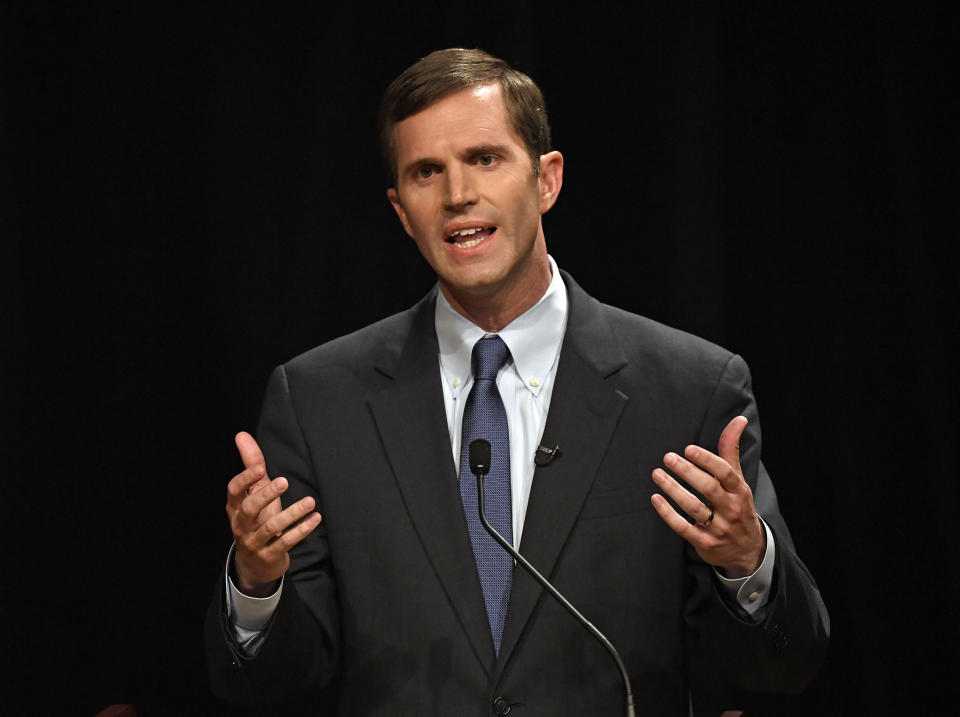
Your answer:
[460,143,514,158]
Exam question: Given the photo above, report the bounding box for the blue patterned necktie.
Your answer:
[459,335,513,656]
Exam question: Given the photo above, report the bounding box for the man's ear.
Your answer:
[386,188,415,238]
[537,151,564,214]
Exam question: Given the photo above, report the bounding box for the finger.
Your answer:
[243,495,316,552]
[717,416,748,479]
[226,463,268,508]
[238,476,289,526]
[650,493,712,549]
[235,431,266,470]
[258,496,320,554]
[263,505,322,556]
[651,468,714,525]
[682,444,741,493]
[255,494,315,542]
[234,480,293,549]
[662,451,725,504]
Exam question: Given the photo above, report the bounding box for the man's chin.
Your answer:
[437,267,510,299]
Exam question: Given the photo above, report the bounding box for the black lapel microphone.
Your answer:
[534,443,561,467]
[468,439,636,717]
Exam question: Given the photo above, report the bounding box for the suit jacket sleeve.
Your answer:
[205,364,340,704]
[684,354,830,697]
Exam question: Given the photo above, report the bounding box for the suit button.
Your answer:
[492,696,512,715]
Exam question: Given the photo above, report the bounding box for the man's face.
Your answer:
[387,84,561,308]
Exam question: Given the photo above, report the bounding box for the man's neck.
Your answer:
[439,256,552,333]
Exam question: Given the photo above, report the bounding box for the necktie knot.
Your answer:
[471,335,510,382]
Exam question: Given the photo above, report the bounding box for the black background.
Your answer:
[7,3,958,715]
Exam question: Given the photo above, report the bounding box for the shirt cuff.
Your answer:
[223,542,283,631]
[713,518,775,617]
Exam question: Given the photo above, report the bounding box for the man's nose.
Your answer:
[443,165,478,209]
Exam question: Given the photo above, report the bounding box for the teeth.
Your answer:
[447,227,492,247]
[451,227,484,238]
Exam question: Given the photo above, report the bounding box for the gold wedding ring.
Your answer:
[699,507,715,527]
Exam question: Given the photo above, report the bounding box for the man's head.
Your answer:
[382,49,563,331]
[379,48,552,183]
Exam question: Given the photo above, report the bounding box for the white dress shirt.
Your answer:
[435,254,568,548]
[226,256,775,646]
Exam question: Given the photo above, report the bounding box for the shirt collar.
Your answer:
[435,255,569,398]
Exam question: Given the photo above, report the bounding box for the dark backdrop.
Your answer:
[7,3,958,715]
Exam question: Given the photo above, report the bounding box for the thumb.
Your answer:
[718,416,748,477]
[235,431,266,470]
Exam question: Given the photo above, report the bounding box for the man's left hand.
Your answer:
[650,416,765,578]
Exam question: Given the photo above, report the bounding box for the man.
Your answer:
[206,48,829,716]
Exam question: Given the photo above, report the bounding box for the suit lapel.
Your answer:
[496,274,629,676]
[368,292,497,676]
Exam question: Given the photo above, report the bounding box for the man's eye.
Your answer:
[477,154,496,166]
[416,166,435,179]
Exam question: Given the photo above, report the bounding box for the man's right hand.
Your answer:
[226,431,322,597]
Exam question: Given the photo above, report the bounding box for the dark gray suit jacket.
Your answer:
[206,272,829,716]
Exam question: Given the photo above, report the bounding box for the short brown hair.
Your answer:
[379,48,551,183]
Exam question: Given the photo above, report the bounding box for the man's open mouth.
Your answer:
[446,227,497,247]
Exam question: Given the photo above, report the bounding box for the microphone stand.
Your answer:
[474,459,636,717]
